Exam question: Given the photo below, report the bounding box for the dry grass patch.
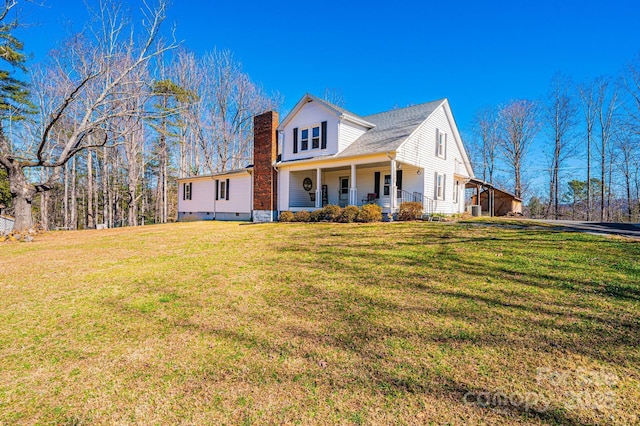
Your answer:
[0,220,638,424]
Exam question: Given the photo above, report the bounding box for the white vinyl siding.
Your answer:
[281,101,339,161]
[396,104,469,213]
[177,173,252,216]
[338,121,368,153]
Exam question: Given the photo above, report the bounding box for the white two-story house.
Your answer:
[177,93,474,222]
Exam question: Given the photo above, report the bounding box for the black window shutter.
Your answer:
[225,179,230,200]
[321,121,327,149]
[293,127,298,154]
[215,179,219,200]
[396,170,403,190]
[374,172,380,198]
[182,183,186,200]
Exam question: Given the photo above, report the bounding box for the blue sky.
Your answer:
[15,0,640,192]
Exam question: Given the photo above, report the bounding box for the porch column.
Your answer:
[349,163,357,206]
[390,159,397,210]
[315,168,322,208]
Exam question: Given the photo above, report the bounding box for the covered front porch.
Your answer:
[284,160,430,214]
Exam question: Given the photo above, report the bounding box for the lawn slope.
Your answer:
[1,221,638,425]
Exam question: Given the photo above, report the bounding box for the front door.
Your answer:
[339,177,349,207]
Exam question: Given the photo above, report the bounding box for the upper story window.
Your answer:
[437,129,447,158]
[301,129,309,151]
[292,122,327,154]
[300,125,320,151]
[312,126,320,149]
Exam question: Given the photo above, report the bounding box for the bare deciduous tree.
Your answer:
[496,99,540,198]
[0,0,175,231]
[471,106,499,183]
[543,74,578,219]
[578,80,599,221]
[593,77,618,221]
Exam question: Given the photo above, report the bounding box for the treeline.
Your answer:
[468,66,640,222]
[0,0,279,231]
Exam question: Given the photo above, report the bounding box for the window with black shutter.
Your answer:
[183,182,192,200]
[220,181,226,200]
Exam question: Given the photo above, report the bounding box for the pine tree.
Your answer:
[0,2,36,228]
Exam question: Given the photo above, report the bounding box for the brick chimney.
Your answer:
[253,111,279,222]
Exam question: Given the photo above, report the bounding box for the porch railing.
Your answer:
[397,189,423,204]
[397,189,434,215]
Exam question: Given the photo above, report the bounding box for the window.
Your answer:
[436,173,445,200]
[437,130,446,158]
[219,181,226,200]
[301,128,309,151]
[383,174,391,196]
[299,125,322,151]
[312,126,320,149]
[183,182,192,200]
[453,180,459,203]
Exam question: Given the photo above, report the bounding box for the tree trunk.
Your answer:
[41,191,49,231]
[102,146,109,228]
[71,156,77,229]
[601,153,605,222]
[64,162,69,228]
[87,150,95,229]
[6,163,36,231]
[586,134,591,221]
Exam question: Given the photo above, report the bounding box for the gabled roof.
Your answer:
[334,99,445,158]
[277,93,375,130]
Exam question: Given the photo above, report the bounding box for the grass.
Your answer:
[0,220,639,425]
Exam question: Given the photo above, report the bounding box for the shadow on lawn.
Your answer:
[264,224,639,422]
[163,292,587,425]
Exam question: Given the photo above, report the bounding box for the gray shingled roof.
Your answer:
[316,95,371,124]
[335,99,445,158]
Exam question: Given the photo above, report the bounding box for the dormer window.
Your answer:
[301,129,309,151]
[291,121,327,154]
[312,126,320,149]
[299,125,321,151]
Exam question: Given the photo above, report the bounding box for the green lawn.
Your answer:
[1,220,638,425]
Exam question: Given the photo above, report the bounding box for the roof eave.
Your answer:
[339,113,376,129]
